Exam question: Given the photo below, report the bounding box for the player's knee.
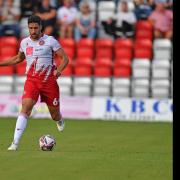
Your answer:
[21,110,31,117]
[51,112,61,121]
[21,105,32,117]
[26,111,32,117]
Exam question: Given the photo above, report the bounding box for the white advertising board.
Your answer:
[91,97,173,122]
[0,95,173,122]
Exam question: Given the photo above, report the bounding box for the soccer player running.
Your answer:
[0,15,69,150]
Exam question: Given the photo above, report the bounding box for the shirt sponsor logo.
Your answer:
[26,46,33,55]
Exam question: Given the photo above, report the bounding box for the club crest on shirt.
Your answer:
[39,40,45,45]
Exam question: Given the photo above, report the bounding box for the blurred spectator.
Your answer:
[36,0,57,35]
[102,1,137,38]
[57,0,77,38]
[74,1,96,41]
[0,0,21,37]
[165,0,173,10]
[147,0,156,9]
[148,1,173,39]
[20,0,38,18]
[134,0,152,20]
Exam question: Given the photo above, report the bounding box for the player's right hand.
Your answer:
[53,70,61,79]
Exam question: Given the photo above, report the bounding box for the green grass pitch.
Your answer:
[0,118,172,180]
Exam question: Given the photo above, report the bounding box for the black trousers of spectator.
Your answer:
[102,20,134,38]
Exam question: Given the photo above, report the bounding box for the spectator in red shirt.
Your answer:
[148,1,173,39]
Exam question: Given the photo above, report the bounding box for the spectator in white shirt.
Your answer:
[0,0,21,37]
[102,1,137,38]
[57,0,77,38]
[74,1,96,41]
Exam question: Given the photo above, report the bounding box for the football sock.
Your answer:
[13,113,28,145]
[57,117,64,123]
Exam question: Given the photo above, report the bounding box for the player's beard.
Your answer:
[31,32,42,40]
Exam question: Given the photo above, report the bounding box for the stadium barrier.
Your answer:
[0,95,172,122]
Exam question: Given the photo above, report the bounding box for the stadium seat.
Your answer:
[152,60,170,79]
[93,77,111,96]
[153,39,172,49]
[58,39,75,59]
[134,39,152,51]
[76,48,94,59]
[134,49,152,59]
[0,66,14,75]
[95,39,113,49]
[0,76,13,93]
[98,1,116,11]
[74,59,93,76]
[55,55,74,76]
[153,39,172,60]
[151,79,170,98]
[14,75,26,93]
[132,79,150,97]
[136,20,153,31]
[112,78,130,97]
[57,77,73,96]
[63,47,75,59]
[0,47,17,56]
[0,36,19,47]
[96,48,113,59]
[0,55,13,62]
[55,53,74,65]
[113,59,131,77]
[98,11,115,21]
[114,38,133,50]
[75,57,93,63]
[115,49,133,59]
[98,0,116,24]
[15,60,26,75]
[95,57,112,63]
[95,38,113,55]
[73,59,93,95]
[59,38,75,49]
[76,38,94,49]
[73,77,92,96]
[94,58,112,77]
[132,59,151,79]
[61,64,73,76]
[136,30,153,40]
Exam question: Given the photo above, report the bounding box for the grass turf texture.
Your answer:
[0,118,172,180]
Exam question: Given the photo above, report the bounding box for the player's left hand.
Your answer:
[53,70,61,78]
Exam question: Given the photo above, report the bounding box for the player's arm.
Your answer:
[0,51,25,66]
[54,48,69,77]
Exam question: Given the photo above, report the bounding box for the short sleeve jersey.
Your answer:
[19,34,61,78]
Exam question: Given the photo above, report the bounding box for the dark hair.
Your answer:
[28,15,42,25]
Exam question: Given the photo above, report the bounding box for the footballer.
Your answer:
[0,15,69,150]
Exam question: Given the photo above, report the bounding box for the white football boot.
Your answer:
[8,142,18,151]
[56,120,65,132]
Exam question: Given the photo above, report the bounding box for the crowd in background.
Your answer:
[0,0,173,41]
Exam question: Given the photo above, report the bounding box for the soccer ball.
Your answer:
[39,134,56,151]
